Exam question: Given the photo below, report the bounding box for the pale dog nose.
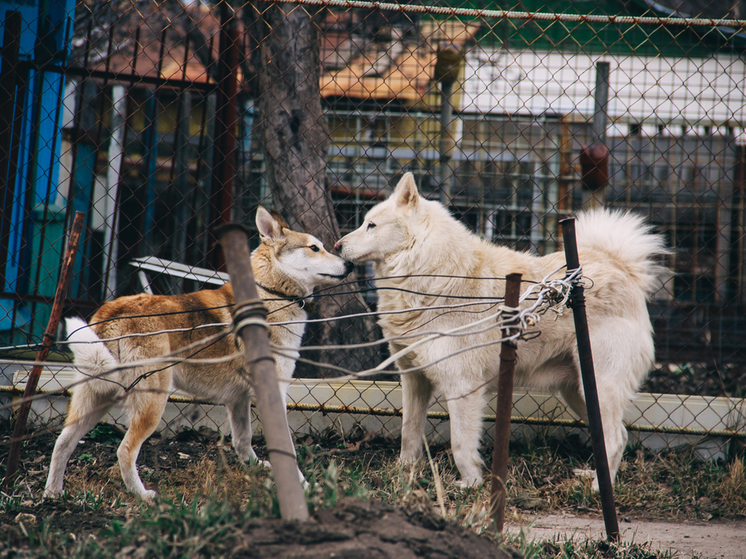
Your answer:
[334,240,343,251]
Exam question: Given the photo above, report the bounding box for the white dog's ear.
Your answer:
[256,206,285,242]
[393,172,419,210]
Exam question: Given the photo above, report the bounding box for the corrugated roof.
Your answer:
[320,19,480,102]
[74,4,479,100]
[71,0,220,83]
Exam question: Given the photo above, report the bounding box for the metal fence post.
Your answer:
[490,272,522,532]
[209,3,240,271]
[216,223,309,522]
[3,211,85,488]
[560,217,620,542]
[0,12,23,288]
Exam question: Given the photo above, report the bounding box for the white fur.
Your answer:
[65,316,119,389]
[335,173,668,489]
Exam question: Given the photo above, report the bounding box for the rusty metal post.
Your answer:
[560,217,620,542]
[3,212,86,487]
[490,272,522,531]
[216,223,309,522]
[591,61,610,147]
[581,61,611,208]
[436,45,463,206]
[209,2,240,271]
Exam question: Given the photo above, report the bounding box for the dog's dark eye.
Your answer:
[309,245,320,252]
[367,222,376,230]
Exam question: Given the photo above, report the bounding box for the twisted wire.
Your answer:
[1,267,582,414]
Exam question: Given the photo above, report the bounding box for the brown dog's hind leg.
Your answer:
[117,389,169,500]
[44,387,113,498]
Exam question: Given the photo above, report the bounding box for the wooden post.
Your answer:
[3,212,86,487]
[216,223,309,522]
[560,217,620,542]
[490,272,522,531]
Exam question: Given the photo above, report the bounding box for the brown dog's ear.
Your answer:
[256,206,285,242]
[268,209,289,230]
[393,172,419,210]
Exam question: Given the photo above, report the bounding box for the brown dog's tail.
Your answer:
[65,317,119,386]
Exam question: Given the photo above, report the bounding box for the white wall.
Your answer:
[462,49,746,130]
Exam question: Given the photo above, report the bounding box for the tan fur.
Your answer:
[335,173,668,489]
[45,207,352,500]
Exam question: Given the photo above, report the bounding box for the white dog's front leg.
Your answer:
[399,371,433,464]
[446,386,487,487]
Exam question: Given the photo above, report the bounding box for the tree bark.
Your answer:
[244,2,381,377]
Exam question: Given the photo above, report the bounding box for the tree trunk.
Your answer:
[244,3,381,377]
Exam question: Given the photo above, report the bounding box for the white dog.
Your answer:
[45,207,353,500]
[335,173,667,488]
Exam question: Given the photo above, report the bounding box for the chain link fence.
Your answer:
[1,0,745,459]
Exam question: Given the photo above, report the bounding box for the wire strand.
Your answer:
[2,267,581,415]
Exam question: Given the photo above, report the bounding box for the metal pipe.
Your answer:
[561,217,620,542]
[592,61,610,146]
[439,80,454,205]
[490,273,522,531]
[270,0,746,30]
[0,13,23,289]
[209,5,240,271]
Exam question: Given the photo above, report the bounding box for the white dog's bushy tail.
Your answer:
[575,209,669,297]
[65,317,118,384]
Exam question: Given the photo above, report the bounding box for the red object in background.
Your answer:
[580,143,609,192]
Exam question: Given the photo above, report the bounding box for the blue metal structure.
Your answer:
[0,0,75,344]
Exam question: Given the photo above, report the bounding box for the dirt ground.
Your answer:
[0,422,522,559]
[642,361,746,397]
[2,497,523,559]
[1,420,744,558]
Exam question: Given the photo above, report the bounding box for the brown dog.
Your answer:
[45,207,352,500]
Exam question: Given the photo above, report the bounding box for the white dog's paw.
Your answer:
[455,476,483,489]
[572,468,594,479]
[43,487,62,499]
[397,454,420,466]
[140,489,157,502]
[245,456,272,469]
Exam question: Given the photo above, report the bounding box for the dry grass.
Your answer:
[297,432,746,525]
[1,422,744,558]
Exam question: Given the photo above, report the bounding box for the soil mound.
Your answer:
[236,498,522,559]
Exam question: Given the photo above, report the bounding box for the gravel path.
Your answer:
[509,514,746,558]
